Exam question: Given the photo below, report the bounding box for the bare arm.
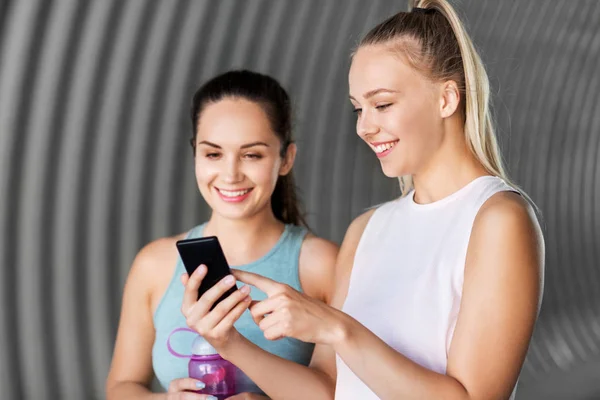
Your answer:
[230,210,376,400]
[106,238,210,400]
[105,239,165,399]
[223,236,340,400]
[330,192,544,399]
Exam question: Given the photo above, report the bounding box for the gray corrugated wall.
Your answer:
[0,1,599,399]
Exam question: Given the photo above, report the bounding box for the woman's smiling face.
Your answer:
[194,97,294,220]
[349,44,445,178]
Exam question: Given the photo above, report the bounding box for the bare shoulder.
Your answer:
[474,191,544,253]
[339,207,377,263]
[349,207,377,232]
[478,191,537,222]
[131,233,184,275]
[466,190,545,309]
[135,235,180,264]
[300,234,339,266]
[128,232,187,313]
[298,233,339,303]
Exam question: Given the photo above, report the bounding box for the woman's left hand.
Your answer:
[181,265,252,355]
[226,393,270,400]
[232,269,348,345]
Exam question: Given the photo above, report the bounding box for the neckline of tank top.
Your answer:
[406,175,502,211]
[194,223,294,269]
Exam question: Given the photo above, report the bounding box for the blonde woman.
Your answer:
[181,1,545,399]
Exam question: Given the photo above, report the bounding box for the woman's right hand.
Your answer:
[167,377,218,399]
[181,264,252,355]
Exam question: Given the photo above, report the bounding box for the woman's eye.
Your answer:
[376,103,392,111]
[352,108,362,115]
[244,153,262,160]
[206,153,221,159]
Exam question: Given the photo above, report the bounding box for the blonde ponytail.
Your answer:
[412,0,509,184]
[359,0,532,202]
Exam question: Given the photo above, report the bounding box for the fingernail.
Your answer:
[206,396,217,400]
[223,275,235,285]
[196,381,206,389]
[198,264,206,273]
[240,285,250,294]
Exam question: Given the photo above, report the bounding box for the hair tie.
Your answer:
[412,7,437,15]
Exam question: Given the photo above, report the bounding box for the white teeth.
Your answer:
[219,189,250,197]
[374,142,397,153]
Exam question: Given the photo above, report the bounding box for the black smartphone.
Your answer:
[176,236,237,309]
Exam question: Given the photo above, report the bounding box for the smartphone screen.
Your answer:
[176,236,237,309]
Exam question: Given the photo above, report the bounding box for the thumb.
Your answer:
[180,273,189,285]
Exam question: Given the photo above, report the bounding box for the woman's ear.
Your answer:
[439,80,460,119]
[279,143,297,176]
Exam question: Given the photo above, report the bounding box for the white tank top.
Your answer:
[335,176,517,400]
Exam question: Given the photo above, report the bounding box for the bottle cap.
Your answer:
[191,335,218,356]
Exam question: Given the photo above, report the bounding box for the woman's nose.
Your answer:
[356,110,379,138]
[222,157,243,183]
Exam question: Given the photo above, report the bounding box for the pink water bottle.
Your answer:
[168,328,238,399]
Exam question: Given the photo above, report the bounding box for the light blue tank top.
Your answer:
[152,223,314,394]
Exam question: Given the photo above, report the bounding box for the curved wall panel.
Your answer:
[1,1,599,399]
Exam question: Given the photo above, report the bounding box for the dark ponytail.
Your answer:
[190,70,308,228]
